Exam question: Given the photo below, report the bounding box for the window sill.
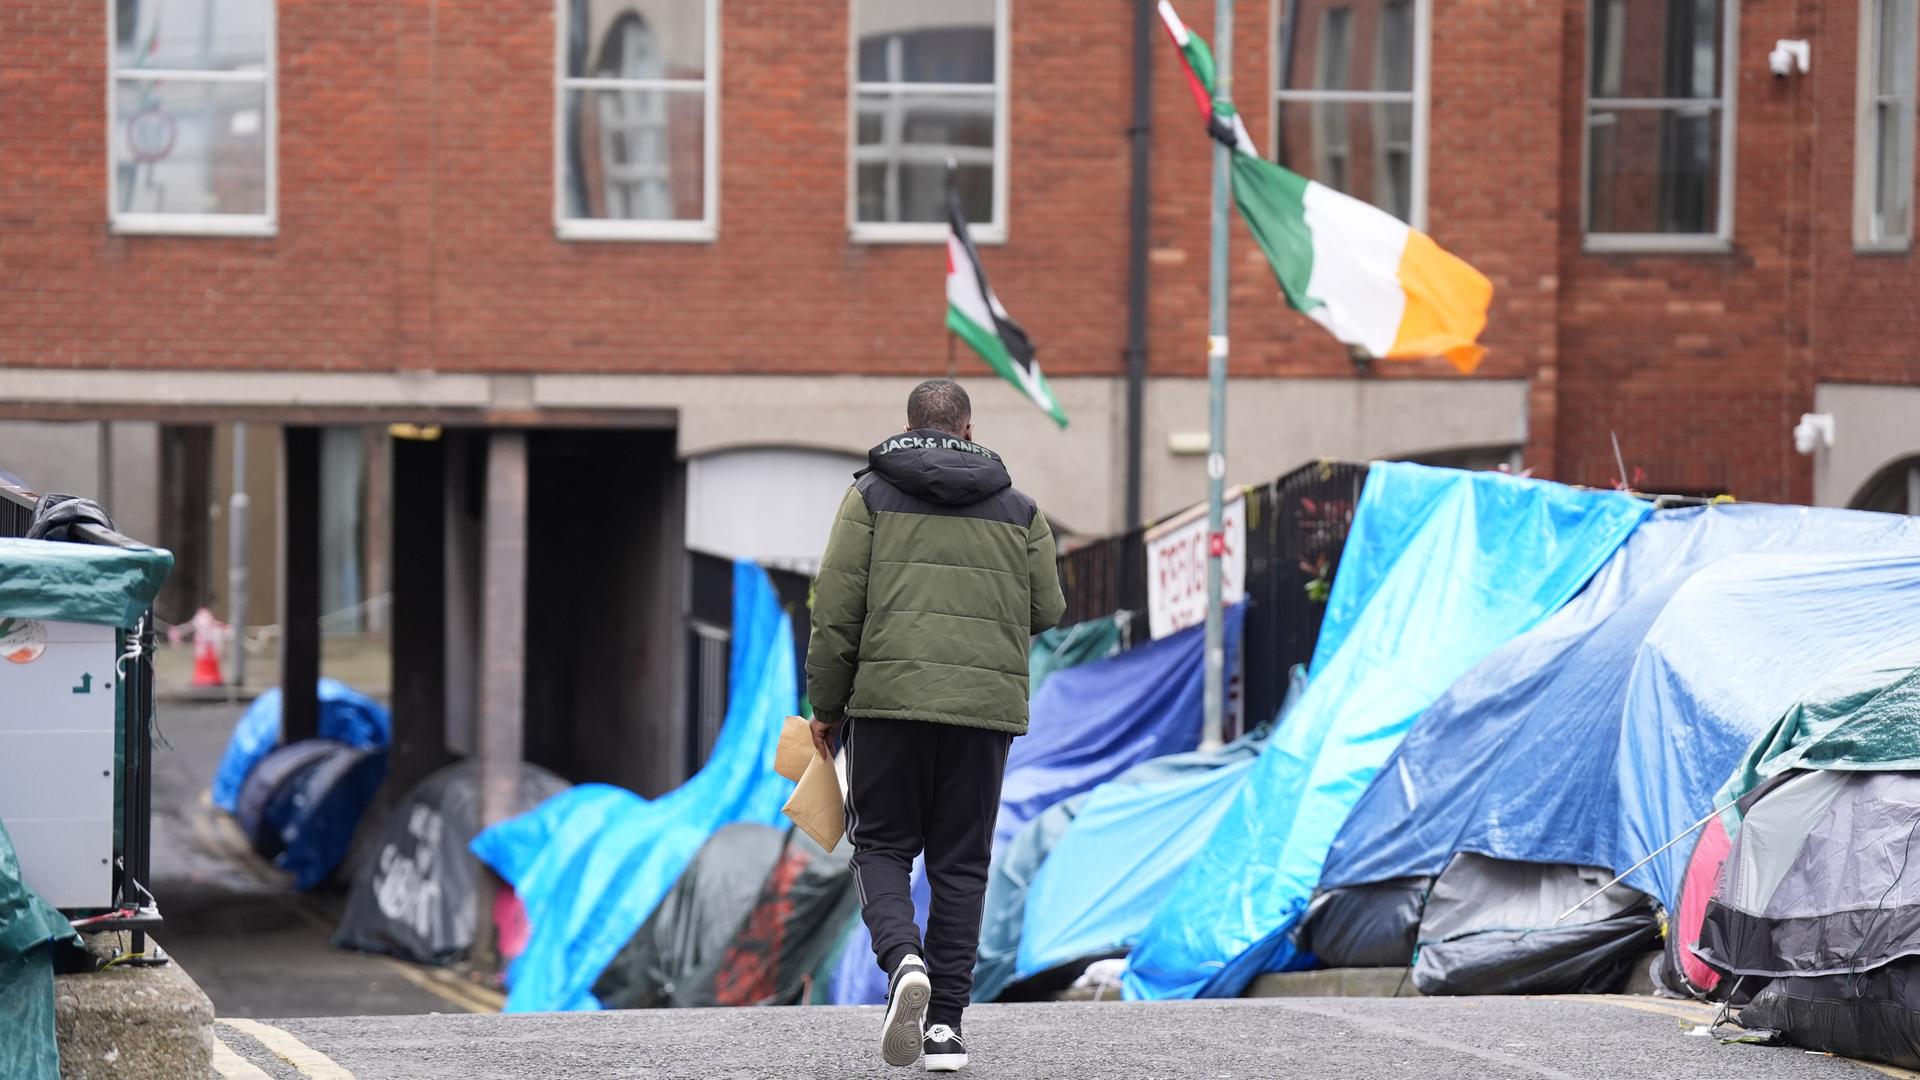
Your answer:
[1854,239,1913,256]
[555,219,717,243]
[110,214,277,238]
[1582,233,1732,255]
[851,222,1005,246]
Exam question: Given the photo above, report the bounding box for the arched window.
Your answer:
[1850,455,1920,515]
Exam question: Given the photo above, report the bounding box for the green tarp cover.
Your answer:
[1,819,83,1080]
[1029,615,1127,695]
[1721,643,1920,815]
[0,537,172,629]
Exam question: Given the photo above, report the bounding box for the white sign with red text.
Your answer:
[1145,493,1246,640]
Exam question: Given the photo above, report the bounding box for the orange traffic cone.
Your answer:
[190,607,226,687]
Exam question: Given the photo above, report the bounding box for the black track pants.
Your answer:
[843,716,1012,1027]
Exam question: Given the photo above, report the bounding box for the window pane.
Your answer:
[566,0,706,80]
[1877,100,1915,237]
[1278,1,1415,94]
[1378,1,1414,93]
[113,79,267,215]
[1274,100,1415,221]
[1588,0,1722,99]
[116,0,269,72]
[1879,0,1916,98]
[562,86,707,221]
[854,89,994,224]
[856,0,995,84]
[1586,106,1720,233]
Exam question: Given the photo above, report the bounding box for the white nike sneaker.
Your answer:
[923,1024,968,1072]
[881,955,931,1067]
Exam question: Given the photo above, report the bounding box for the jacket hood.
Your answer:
[865,429,1013,506]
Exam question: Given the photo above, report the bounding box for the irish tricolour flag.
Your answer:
[947,194,1068,429]
[1159,2,1492,372]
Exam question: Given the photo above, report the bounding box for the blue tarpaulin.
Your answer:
[1122,464,1651,1000]
[996,605,1242,856]
[1616,552,1920,909]
[826,606,1239,1006]
[470,560,797,1012]
[1321,504,1920,915]
[994,666,1305,996]
[1018,742,1261,981]
[211,679,391,813]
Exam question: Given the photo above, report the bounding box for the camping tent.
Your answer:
[994,605,1243,856]
[1698,768,1920,980]
[470,560,798,1012]
[1123,464,1652,1000]
[335,760,569,965]
[1315,507,1920,990]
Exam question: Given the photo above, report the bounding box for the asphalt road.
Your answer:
[149,700,473,1018]
[203,996,1896,1080]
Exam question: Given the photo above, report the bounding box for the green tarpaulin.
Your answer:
[1029,615,1127,695]
[1721,643,1920,816]
[0,538,172,629]
[1,819,87,1080]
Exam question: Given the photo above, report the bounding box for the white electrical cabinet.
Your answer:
[0,616,118,909]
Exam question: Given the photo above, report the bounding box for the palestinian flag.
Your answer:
[1158,2,1493,373]
[947,194,1068,429]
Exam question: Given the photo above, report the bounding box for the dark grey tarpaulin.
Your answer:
[594,824,856,1009]
[594,824,786,1009]
[334,760,569,965]
[1741,958,1920,1071]
[1699,769,1920,979]
[1411,854,1656,996]
[1299,878,1430,969]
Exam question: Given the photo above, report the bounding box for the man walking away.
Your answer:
[807,379,1066,1072]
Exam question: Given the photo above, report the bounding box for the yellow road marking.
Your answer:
[379,957,505,1014]
[1554,995,1920,1078]
[211,1037,274,1079]
[218,1018,356,1080]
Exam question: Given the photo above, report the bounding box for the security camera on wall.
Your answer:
[1770,39,1811,78]
[1794,413,1835,457]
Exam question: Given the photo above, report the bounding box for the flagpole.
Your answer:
[946,156,961,382]
[1201,0,1233,751]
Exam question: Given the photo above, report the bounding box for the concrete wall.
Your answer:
[1811,383,1920,507]
[0,420,160,542]
[0,368,1530,537]
[686,447,866,574]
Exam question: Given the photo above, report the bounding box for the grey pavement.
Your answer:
[150,700,464,1018]
[207,997,1890,1080]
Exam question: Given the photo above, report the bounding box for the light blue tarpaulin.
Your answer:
[996,605,1242,856]
[1321,504,1920,904]
[995,665,1304,996]
[1616,552,1920,909]
[1018,742,1261,980]
[1121,464,1651,1000]
[210,679,391,813]
[828,606,1240,1006]
[470,560,797,1012]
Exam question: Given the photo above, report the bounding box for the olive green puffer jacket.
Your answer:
[806,430,1066,735]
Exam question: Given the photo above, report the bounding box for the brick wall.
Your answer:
[4,0,1914,504]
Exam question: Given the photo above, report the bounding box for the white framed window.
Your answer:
[1583,0,1738,251]
[849,0,1009,244]
[109,0,275,236]
[1857,0,1916,250]
[556,0,719,241]
[1273,0,1427,227]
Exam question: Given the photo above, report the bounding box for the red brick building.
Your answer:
[3,0,1917,793]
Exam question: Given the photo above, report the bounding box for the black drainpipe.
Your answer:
[1123,0,1154,530]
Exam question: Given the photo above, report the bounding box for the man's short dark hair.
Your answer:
[907,378,972,435]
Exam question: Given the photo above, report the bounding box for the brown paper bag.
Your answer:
[775,715,814,782]
[782,754,846,852]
